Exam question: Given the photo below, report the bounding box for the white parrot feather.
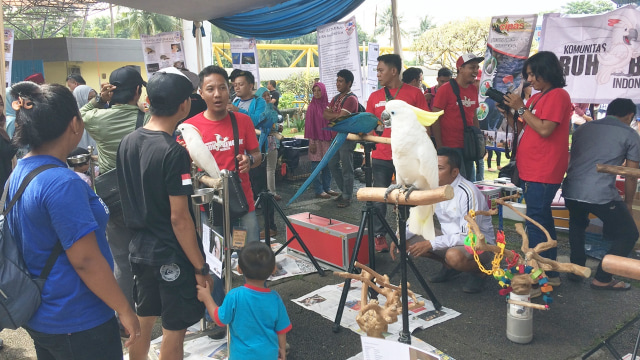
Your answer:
[177,123,221,179]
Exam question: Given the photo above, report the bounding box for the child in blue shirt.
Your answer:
[197,242,292,360]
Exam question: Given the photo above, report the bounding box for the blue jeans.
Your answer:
[26,317,122,360]
[201,210,259,319]
[522,181,561,277]
[311,161,332,195]
[328,140,356,199]
[450,147,475,182]
[475,158,484,181]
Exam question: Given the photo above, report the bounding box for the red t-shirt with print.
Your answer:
[516,88,572,184]
[432,81,478,148]
[366,85,430,160]
[184,111,260,212]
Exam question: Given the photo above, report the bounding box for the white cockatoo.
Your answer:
[382,100,443,240]
[597,15,640,84]
[177,123,221,179]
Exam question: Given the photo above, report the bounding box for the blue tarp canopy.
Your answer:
[210,0,366,39]
[106,0,364,39]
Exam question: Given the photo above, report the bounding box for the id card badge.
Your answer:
[232,227,247,249]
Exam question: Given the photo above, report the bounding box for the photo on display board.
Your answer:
[144,46,156,55]
[171,43,181,53]
[241,53,255,64]
[146,63,160,73]
[232,53,240,64]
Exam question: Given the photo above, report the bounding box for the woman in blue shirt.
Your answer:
[6,81,140,359]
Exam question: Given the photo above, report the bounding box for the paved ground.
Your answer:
[3,175,640,360]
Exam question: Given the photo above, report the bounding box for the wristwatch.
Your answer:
[247,154,255,166]
[198,263,210,275]
[517,107,527,116]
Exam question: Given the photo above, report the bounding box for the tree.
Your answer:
[562,0,614,14]
[412,18,490,70]
[114,9,179,37]
[413,15,435,37]
[374,6,408,47]
[279,71,319,105]
[5,6,77,39]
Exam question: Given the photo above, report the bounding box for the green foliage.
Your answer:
[279,92,296,110]
[279,71,319,105]
[374,6,409,46]
[294,117,305,132]
[412,18,490,70]
[562,0,614,14]
[114,9,180,37]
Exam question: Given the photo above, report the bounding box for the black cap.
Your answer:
[147,67,193,111]
[109,66,146,90]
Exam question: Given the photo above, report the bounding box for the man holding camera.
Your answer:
[431,54,483,181]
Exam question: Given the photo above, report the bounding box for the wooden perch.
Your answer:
[356,185,453,205]
[346,133,391,144]
[596,164,640,178]
[602,255,640,281]
[464,214,517,263]
[508,299,549,311]
[199,175,222,189]
[255,129,284,140]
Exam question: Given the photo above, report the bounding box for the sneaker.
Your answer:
[208,325,227,340]
[374,235,389,253]
[462,274,486,293]
[259,229,278,239]
[429,266,461,283]
[315,192,331,199]
[546,276,561,287]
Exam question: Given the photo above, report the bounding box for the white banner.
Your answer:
[477,14,537,131]
[540,5,640,103]
[317,16,364,102]
[140,31,185,77]
[4,29,14,88]
[230,38,260,86]
[365,42,380,102]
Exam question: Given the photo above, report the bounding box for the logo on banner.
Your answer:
[491,18,531,35]
[345,19,356,36]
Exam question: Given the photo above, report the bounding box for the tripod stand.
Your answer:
[332,142,442,343]
[255,190,325,276]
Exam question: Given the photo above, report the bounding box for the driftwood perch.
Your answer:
[337,262,424,338]
[199,175,222,189]
[356,186,454,206]
[602,255,640,281]
[346,133,391,144]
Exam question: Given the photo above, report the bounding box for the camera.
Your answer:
[485,87,510,111]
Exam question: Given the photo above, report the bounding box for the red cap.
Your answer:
[456,53,484,69]
[24,73,44,85]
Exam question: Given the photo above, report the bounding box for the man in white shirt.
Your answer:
[391,147,495,293]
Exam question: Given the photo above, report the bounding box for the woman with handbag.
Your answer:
[5,82,139,359]
[503,51,573,288]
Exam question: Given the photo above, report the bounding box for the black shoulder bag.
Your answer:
[94,110,145,216]
[211,112,250,226]
[449,79,486,161]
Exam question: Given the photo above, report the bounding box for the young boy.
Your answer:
[67,147,92,186]
[197,242,292,360]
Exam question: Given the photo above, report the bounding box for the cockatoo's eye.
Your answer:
[391,111,395,115]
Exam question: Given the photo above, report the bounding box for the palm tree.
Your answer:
[374,6,407,47]
[115,9,179,37]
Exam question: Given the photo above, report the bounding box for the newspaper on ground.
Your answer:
[292,280,461,335]
[229,242,324,281]
[347,336,455,360]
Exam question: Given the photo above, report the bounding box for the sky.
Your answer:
[346,0,576,36]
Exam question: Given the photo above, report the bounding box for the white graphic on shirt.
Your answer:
[98,197,109,215]
[458,96,477,108]
[204,134,244,152]
[160,264,180,282]
[374,100,386,108]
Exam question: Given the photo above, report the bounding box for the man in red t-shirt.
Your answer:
[323,69,360,208]
[432,53,484,181]
[425,67,453,110]
[366,54,430,252]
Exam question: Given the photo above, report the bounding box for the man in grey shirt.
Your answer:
[562,98,640,290]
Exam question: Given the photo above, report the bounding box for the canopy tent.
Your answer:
[107,0,364,40]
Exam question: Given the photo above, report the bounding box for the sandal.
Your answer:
[590,279,631,291]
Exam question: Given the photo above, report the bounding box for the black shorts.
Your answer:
[131,262,204,331]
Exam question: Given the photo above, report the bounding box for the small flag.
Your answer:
[181,174,192,186]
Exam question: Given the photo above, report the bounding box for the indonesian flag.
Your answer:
[181,174,192,186]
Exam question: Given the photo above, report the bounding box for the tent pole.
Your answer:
[391,0,402,56]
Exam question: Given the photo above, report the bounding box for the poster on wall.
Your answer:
[140,31,185,77]
[477,14,537,131]
[4,29,14,88]
[230,38,260,86]
[317,16,364,102]
[540,5,640,103]
[365,42,380,102]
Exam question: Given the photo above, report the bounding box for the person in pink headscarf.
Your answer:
[304,82,339,199]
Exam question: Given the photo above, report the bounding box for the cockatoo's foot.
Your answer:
[403,184,419,201]
[384,184,404,201]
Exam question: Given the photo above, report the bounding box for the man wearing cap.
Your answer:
[366,54,430,252]
[117,67,213,360]
[179,68,207,121]
[432,53,484,181]
[80,65,147,315]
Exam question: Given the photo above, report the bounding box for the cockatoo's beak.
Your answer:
[381,110,391,127]
[413,108,443,127]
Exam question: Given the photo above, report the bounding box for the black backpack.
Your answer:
[337,93,366,113]
[0,164,63,330]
